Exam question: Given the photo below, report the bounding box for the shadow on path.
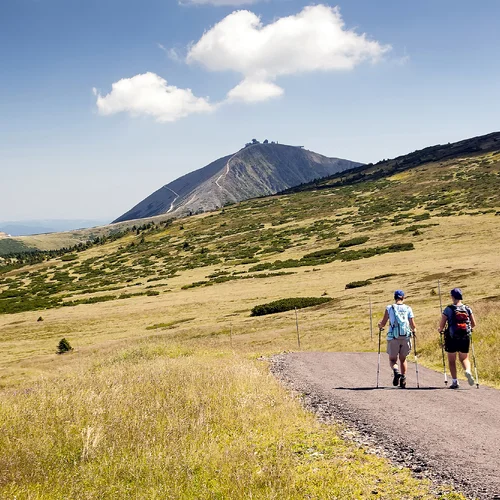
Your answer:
[334,386,448,391]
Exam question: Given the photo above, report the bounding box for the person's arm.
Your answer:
[438,312,447,333]
[409,317,416,333]
[469,310,477,329]
[378,309,389,329]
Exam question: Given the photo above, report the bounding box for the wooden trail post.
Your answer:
[369,297,373,341]
[295,307,301,349]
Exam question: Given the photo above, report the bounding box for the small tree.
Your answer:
[57,338,73,354]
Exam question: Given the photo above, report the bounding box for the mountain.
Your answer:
[281,131,500,194]
[113,143,363,223]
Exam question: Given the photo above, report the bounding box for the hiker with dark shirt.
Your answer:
[378,290,416,389]
[438,288,477,389]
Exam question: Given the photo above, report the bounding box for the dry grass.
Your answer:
[0,345,462,499]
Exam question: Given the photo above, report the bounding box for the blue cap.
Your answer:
[394,290,405,299]
[451,288,463,300]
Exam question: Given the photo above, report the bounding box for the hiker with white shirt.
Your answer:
[378,290,416,389]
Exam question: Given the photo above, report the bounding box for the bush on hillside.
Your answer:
[60,254,78,261]
[345,280,372,289]
[250,297,332,316]
[338,236,370,248]
[57,338,73,354]
[302,248,340,259]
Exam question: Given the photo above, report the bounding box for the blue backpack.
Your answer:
[390,305,412,338]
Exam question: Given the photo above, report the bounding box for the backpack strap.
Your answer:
[390,304,397,329]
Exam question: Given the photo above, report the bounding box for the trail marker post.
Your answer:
[295,307,301,349]
[369,298,373,341]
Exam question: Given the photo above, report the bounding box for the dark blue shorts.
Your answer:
[444,333,470,353]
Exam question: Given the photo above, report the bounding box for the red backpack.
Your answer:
[450,304,471,338]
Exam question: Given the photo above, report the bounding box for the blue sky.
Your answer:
[1,0,499,222]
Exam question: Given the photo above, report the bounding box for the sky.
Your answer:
[1,0,499,223]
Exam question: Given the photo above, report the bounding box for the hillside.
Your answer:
[1,143,500,499]
[113,143,362,223]
[282,131,500,194]
[3,132,498,256]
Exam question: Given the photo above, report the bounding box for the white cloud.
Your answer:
[187,5,391,102]
[93,72,214,123]
[227,77,283,102]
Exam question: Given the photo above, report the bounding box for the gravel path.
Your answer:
[271,352,500,500]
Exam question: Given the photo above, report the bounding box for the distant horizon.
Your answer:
[0,219,112,237]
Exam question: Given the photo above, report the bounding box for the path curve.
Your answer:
[215,154,236,189]
[271,352,500,500]
[165,187,179,213]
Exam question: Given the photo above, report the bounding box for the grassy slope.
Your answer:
[2,149,500,498]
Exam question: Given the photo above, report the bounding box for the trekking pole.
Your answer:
[438,280,448,385]
[376,327,382,388]
[413,331,420,388]
[470,331,479,389]
[369,298,373,341]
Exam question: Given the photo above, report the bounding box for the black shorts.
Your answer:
[444,334,470,353]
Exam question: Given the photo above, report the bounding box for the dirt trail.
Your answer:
[271,352,500,500]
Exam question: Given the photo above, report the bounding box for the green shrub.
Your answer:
[250,297,332,316]
[302,248,340,259]
[340,243,414,262]
[338,236,369,248]
[64,295,116,306]
[56,338,73,354]
[60,254,78,262]
[371,273,396,280]
[345,280,372,289]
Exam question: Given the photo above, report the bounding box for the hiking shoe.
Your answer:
[399,375,407,389]
[465,371,475,386]
[449,381,460,389]
[393,371,401,386]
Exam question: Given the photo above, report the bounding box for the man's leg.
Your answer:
[387,340,401,386]
[398,338,410,388]
[399,353,407,376]
[459,351,475,385]
[459,352,471,372]
[448,352,458,379]
[447,351,460,388]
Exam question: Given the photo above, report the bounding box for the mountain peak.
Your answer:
[113,143,362,223]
